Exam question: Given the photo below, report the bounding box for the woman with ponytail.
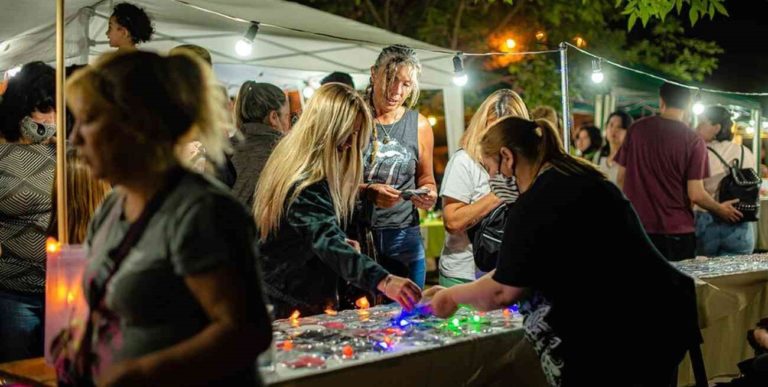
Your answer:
[62,51,271,386]
[425,117,701,386]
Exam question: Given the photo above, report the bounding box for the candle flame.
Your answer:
[355,296,370,310]
[290,310,300,320]
[46,237,61,254]
[324,308,337,316]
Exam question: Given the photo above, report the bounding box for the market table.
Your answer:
[675,254,768,385]
[0,306,547,387]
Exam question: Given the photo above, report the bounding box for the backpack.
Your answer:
[707,145,761,223]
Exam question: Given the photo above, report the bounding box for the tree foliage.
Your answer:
[297,0,726,109]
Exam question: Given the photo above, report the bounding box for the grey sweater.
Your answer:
[231,122,283,210]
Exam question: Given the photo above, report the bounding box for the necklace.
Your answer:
[374,108,404,144]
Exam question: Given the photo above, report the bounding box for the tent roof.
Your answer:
[0,0,457,89]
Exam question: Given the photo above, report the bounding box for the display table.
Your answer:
[0,305,547,387]
[675,254,768,385]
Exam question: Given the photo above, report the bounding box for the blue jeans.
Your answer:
[373,226,426,289]
[0,289,45,362]
[695,211,755,257]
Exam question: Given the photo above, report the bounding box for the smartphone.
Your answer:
[402,188,430,200]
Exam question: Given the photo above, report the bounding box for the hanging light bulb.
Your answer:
[452,53,468,87]
[302,85,315,99]
[6,65,21,78]
[590,58,604,84]
[235,22,260,57]
[535,31,546,41]
[574,36,587,48]
[692,91,705,115]
[505,38,516,50]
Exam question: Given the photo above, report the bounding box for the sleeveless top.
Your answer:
[364,109,420,229]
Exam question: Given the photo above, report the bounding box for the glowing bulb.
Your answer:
[473,315,480,323]
[505,38,516,49]
[574,36,587,48]
[452,73,468,87]
[535,31,546,41]
[355,296,370,309]
[302,86,315,99]
[46,237,61,254]
[399,319,409,327]
[452,318,460,327]
[235,39,253,57]
[692,102,705,115]
[591,71,604,84]
[6,66,22,78]
[427,115,437,126]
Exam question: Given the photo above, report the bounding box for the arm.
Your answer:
[616,165,626,190]
[412,114,438,209]
[443,194,503,234]
[687,179,742,222]
[290,188,421,307]
[99,268,272,386]
[429,271,524,317]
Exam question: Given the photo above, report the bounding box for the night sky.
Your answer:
[689,0,768,94]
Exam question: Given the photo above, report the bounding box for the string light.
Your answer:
[427,115,437,126]
[6,65,21,78]
[591,58,604,84]
[692,91,705,115]
[169,0,768,96]
[505,38,516,50]
[235,22,259,57]
[302,85,315,99]
[452,53,468,87]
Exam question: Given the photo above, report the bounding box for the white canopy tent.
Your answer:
[0,0,465,153]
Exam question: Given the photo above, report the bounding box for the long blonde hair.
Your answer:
[461,89,529,163]
[253,83,373,240]
[481,117,604,179]
[66,50,230,176]
[50,151,112,244]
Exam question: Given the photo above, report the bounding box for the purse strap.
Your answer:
[707,145,744,170]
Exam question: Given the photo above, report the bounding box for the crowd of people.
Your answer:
[0,2,763,386]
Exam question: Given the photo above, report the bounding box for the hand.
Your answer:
[421,285,446,301]
[378,275,422,311]
[345,239,361,253]
[428,287,458,318]
[98,359,145,387]
[411,187,437,210]
[754,327,768,350]
[717,199,743,223]
[366,184,401,208]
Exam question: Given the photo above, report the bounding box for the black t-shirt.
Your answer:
[493,168,700,381]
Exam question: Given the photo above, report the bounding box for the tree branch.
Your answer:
[450,0,466,50]
[492,0,526,33]
[363,0,386,28]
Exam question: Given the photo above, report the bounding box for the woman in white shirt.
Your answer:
[438,89,529,286]
[695,105,756,256]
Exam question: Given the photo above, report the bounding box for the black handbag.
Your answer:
[467,204,508,272]
[707,145,761,222]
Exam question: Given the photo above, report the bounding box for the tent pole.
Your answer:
[559,42,571,150]
[56,0,68,244]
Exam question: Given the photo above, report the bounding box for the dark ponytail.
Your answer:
[482,116,605,179]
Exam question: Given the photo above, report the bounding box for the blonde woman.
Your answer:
[439,89,529,287]
[63,51,271,385]
[362,44,437,289]
[254,83,421,319]
[426,117,700,385]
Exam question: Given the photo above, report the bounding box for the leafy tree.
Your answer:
[296,0,726,109]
